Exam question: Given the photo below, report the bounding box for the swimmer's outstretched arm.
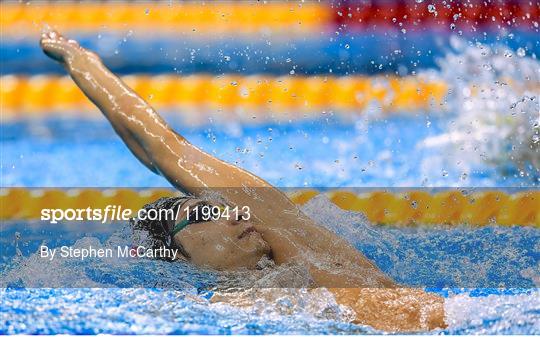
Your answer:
[39,30,302,244]
[40,29,272,193]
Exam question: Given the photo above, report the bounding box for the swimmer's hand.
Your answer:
[40,28,83,64]
[332,288,446,332]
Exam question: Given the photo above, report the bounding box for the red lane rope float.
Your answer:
[333,0,540,31]
[1,188,538,227]
[2,1,537,36]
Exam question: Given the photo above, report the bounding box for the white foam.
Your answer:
[421,37,540,178]
[445,291,540,333]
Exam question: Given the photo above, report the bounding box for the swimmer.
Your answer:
[40,29,446,332]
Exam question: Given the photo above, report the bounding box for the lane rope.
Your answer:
[1,3,329,35]
[1,75,448,117]
[2,2,538,35]
[333,1,540,31]
[1,188,538,227]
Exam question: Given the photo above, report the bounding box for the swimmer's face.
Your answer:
[172,199,271,270]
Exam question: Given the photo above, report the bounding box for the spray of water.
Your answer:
[422,37,540,179]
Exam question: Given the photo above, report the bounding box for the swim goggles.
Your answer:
[170,202,226,237]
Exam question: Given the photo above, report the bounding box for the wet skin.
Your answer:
[172,198,271,270]
[40,29,447,332]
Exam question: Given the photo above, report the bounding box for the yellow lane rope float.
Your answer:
[0,75,448,118]
[0,2,330,35]
[1,188,538,227]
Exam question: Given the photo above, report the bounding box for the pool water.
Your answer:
[1,114,539,334]
[2,194,539,334]
[1,195,539,334]
[2,115,538,188]
[2,31,539,336]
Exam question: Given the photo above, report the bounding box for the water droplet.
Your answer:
[145,8,150,15]
[15,232,22,256]
[442,170,449,177]
[415,0,424,3]
[517,48,526,57]
[450,23,456,30]
[344,44,350,49]
[427,4,436,13]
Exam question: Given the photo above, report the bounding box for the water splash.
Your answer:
[445,291,540,334]
[302,194,539,289]
[422,37,540,180]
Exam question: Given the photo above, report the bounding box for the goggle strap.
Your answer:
[171,218,191,237]
[170,203,227,238]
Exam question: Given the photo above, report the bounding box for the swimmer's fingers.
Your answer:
[40,29,80,63]
[422,292,447,330]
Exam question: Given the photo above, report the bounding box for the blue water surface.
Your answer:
[1,116,539,334]
[2,115,536,188]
